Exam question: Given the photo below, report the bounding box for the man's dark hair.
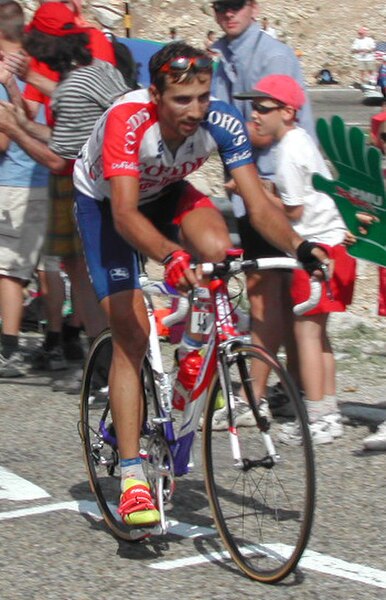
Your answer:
[0,1,24,42]
[149,42,212,93]
[24,30,92,78]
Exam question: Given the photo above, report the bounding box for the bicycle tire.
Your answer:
[79,329,161,541]
[202,343,315,583]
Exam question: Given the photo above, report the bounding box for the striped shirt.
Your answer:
[49,59,129,160]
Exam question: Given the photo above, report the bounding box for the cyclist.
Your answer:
[73,42,329,528]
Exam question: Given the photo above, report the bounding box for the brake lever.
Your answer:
[319,263,333,300]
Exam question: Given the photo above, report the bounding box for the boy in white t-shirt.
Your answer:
[234,74,356,445]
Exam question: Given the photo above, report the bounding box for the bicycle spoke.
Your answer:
[203,344,315,583]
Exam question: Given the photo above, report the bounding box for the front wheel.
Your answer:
[202,343,315,583]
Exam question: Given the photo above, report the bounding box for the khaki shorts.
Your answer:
[357,59,375,72]
[45,173,83,259]
[0,185,48,280]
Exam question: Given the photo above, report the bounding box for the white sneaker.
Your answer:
[279,419,333,446]
[202,399,267,431]
[363,421,386,451]
[322,413,343,438]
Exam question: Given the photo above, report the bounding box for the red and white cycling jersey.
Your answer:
[73,88,253,204]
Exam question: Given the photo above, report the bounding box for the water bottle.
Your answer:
[172,349,203,411]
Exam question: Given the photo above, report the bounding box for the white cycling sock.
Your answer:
[120,457,145,491]
[323,394,338,414]
[304,398,330,423]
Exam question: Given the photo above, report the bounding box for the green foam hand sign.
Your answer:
[312,115,386,266]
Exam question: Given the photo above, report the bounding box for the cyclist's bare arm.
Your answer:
[284,204,303,222]
[230,163,331,276]
[231,163,303,255]
[109,176,200,289]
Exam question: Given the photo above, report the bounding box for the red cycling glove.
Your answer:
[163,250,192,289]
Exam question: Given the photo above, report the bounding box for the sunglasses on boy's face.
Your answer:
[380,132,386,142]
[160,56,213,74]
[212,0,248,14]
[251,102,286,114]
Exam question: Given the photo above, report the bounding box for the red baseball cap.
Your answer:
[233,74,306,110]
[26,2,85,36]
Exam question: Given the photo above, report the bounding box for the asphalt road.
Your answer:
[307,85,382,127]
[1,88,385,600]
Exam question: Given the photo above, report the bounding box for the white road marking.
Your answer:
[149,544,386,589]
[0,485,384,589]
[0,499,215,537]
[0,500,87,521]
[0,466,50,500]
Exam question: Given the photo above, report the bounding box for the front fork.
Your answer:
[216,339,280,468]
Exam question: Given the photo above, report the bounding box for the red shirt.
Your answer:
[23,28,116,175]
[23,27,116,104]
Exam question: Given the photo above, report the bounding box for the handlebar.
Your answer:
[160,256,324,325]
[161,296,190,327]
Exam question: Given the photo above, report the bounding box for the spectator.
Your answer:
[2,0,118,373]
[209,0,316,425]
[0,2,132,386]
[261,16,276,39]
[235,74,356,445]
[351,26,376,86]
[362,110,386,451]
[204,30,219,54]
[376,54,386,105]
[168,27,182,43]
[0,0,48,376]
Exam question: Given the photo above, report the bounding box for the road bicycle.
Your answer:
[79,250,321,583]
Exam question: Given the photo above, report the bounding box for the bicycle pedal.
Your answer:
[128,523,164,541]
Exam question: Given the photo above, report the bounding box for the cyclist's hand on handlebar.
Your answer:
[162,249,199,291]
[296,240,332,279]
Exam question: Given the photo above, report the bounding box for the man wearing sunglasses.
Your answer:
[73,42,329,529]
[210,0,315,421]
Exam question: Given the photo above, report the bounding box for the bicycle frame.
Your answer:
[142,270,252,479]
[142,252,323,481]
[81,254,319,574]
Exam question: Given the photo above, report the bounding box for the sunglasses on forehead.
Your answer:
[212,0,248,14]
[160,56,213,74]
[251,102,286,114]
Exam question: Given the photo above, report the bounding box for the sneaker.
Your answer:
[0,352,26,377]
[279,419,333,446]
[207,399,264,431]
[118,478,160,527]
[31,345,67,371]
[322,413,343,438]
[363,421,386,451]
[267,382,297,418]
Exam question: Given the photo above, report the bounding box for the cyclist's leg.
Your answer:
[102,290,160,526]
[172,181,231,260]
[75,191,160,526]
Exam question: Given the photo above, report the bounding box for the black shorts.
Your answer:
[237,215,286,260]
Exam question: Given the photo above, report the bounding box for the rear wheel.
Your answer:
[202,343,315,583]
[79,329,162,540]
